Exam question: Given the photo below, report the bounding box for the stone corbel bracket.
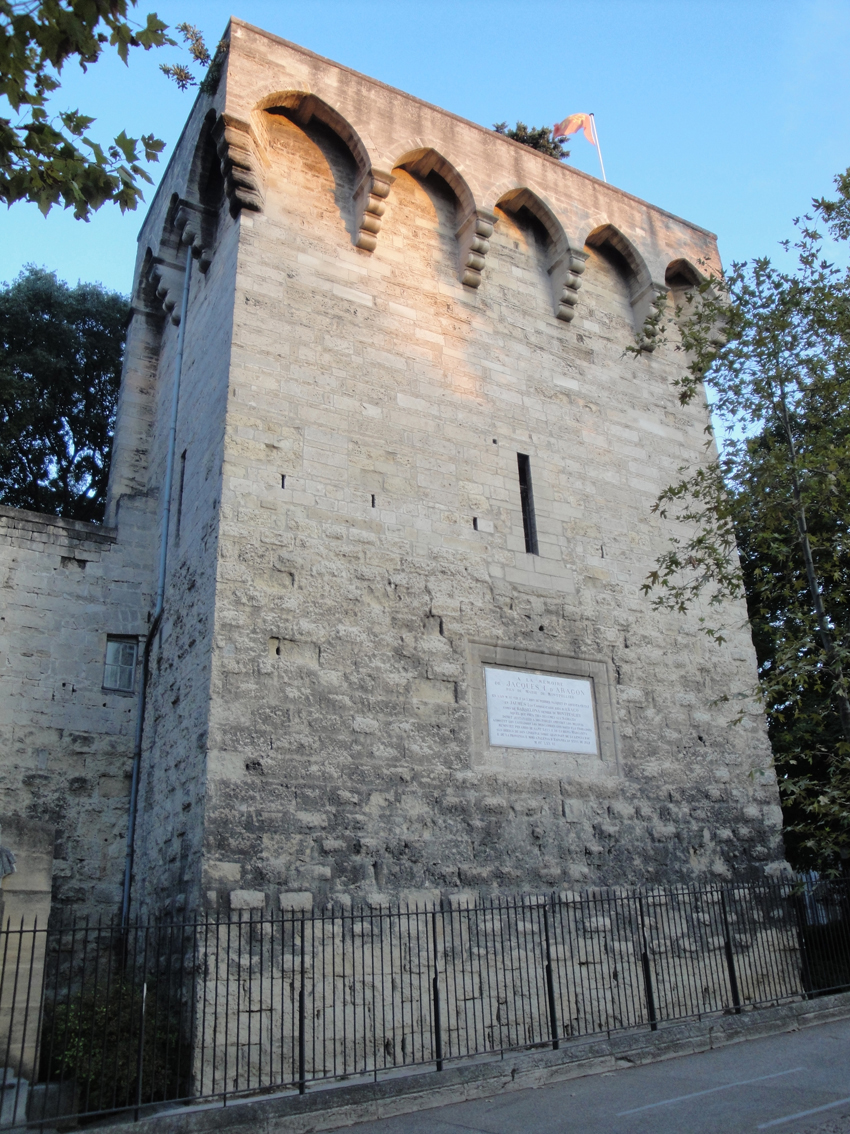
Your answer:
[457,209,496,288]
[145,256,189,325]
[211,113,264,216]
[173,199,218,274]
[353,168,395,251]
[549,249,588,322]
[631,280,669,351]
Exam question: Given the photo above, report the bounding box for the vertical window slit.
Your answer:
[517,452,539,555]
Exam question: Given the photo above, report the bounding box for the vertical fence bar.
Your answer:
[638,895,657,1032]
[542,902,559,1050]
[431,908,443,1072]
[720,890,741,1013]
[792,888,814,997]
[134,981,147,1122]
[303,911,310,1097]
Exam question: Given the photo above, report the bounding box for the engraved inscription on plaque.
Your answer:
[484,667,598,755]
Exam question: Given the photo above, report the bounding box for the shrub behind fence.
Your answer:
[1,878,848,1128]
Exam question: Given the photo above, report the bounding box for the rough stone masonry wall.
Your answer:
[199,100,784,911]
[127,203,241,921]
[0,507,150,915]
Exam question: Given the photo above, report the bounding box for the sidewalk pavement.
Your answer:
[337,1017,850,1134]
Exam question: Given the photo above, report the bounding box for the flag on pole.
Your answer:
[553,113,596,144]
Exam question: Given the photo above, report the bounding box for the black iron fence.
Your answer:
[1,878,849,1128]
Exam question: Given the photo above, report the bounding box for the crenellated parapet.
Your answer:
[132,20,722,345]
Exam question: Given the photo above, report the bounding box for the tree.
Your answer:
[0,5,223,220]
[0,1,174,218]
[0,265,128,521]
[493,121,569,161]
[639,171,850,872]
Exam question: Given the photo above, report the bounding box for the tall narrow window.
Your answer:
[517,453,539,555]
[176,450,187,540]
[103,637,138,692]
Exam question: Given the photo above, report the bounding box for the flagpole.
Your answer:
[589,113,607,183]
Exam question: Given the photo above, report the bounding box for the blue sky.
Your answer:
[2,0,849,294]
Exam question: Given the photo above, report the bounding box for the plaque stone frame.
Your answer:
[466,641,620,778]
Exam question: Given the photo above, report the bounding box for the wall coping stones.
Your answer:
[0,504,117,545]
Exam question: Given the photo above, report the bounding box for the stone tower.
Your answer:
[0,20,786,921]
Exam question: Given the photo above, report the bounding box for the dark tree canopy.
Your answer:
[0,266,128,522]
[493,121,569,161]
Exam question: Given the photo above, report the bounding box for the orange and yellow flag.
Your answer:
[553,113,596,144]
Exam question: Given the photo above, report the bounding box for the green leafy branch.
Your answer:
[0,1,173,217]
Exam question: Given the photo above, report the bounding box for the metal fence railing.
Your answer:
[1,877,848,1128]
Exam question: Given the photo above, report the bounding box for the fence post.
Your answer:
[792,888,814,998]
[298,912,306,1094]
[134,981,147,1121]
[638,896,657,1032]
[719,890,741,1014]
[431,908,443,1072]
[542,902,559,1050]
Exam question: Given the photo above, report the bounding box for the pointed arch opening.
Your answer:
[495,187,583,319]
[585,223,662,336]
[392,147,476,219]
[255,91,370,244]
[390,147,490,286]
[665,258,703,290]
[255,91,371,180]
[585,223,650,297]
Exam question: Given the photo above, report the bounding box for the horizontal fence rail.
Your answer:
[0,878,848,1128]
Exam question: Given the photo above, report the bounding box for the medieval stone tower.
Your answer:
[0,20,786,921]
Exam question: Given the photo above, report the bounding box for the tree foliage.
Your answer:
[493,121,569,161]
[0,1,176,218]
[158,21,226,94]
[640,170,850,871]
[0,265,127,521]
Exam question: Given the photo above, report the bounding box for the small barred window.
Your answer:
[103,638,138,693]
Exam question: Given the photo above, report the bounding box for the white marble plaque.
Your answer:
[484,668,598,754]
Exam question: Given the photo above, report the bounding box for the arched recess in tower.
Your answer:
[254,91,371,243]
[585,223,661,336]
[496,188,586,320]
[390,147,487,287]
[664,257,714,339]
[172,109,228,273]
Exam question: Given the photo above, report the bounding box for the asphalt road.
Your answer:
[341,1018,850,1134]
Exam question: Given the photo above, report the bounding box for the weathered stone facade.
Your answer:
[0,19,786,921]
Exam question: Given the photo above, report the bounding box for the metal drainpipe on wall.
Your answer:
[121,241,194,928]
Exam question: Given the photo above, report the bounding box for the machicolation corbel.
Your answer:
[212,114,264,215]
[173,200,218,274]
[457,209,496,288]
[145,256,189,324]
[354,168,395,251]
[549,249,588,321]
[631,281,669,351]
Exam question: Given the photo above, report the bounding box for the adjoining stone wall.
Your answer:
[0,507,150,915]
